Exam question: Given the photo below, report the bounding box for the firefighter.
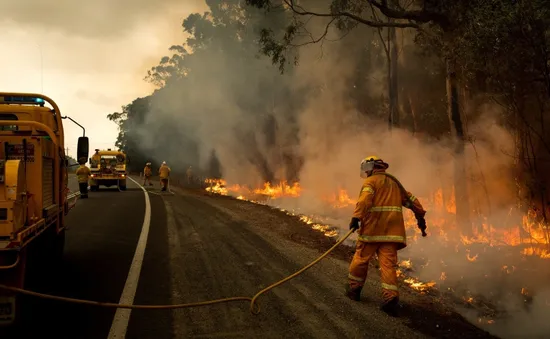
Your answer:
[91,149,100,168]
[186,166,193,185]
[346,155,427,317]
[143,162,153,186]
[75,157,91,198]
[159,161,171,191]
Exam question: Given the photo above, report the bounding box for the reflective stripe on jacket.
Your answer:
[76,165,91,183]
[352,169,426,250]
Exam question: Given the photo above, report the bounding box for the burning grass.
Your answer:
[204,178,550,257]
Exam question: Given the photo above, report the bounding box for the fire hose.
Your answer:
[0,229,355,314]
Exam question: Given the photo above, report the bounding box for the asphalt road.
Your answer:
[1,175,154,339]
[0,175,495,339]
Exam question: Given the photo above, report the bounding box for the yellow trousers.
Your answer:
[160,178,168,190]
[348,241,399,302]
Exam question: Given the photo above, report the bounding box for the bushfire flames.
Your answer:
[204,178,550,258]
[204,177,550,321]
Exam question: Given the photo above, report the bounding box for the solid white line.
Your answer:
[107,176,151,339]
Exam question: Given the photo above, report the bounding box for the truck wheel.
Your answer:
[90,185,99,191]
[119,185,127,191]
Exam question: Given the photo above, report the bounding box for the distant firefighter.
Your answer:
[346,155,427,317]
[158,161,171,191]
[91,149,100,168]
[76,157,91,198]
[143,162,153,186]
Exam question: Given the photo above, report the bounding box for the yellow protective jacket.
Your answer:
[91,153,100,166]
[144,166,152,176]
[75,165,91,183]
[353,169,426,250]
[159,165,171,179]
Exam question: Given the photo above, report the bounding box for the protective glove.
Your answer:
[416,214,427,237]
[349,217,360,231]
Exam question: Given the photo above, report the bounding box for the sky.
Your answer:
[0,0,207,159]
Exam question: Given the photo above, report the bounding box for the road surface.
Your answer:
[1,175,496,339]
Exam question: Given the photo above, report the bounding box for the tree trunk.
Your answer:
[388,25,400,128]
[386,26,392,130]
[406,94,417,135]
[446,58,471,235]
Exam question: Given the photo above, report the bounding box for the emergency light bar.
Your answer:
[0,96,45,105]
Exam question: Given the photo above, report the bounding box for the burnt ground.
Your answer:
[161,175,498,339]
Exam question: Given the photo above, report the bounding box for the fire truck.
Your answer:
[89,149,127,191]
[0,93,88,326]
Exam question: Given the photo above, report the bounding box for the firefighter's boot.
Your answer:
[380,296,399,317]
[345,284,362,301]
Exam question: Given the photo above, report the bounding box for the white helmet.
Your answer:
[162,161,166,165]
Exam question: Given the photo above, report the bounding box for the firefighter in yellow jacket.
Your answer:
[75,157,91,198]
[346,155,427,316]
[91,149,100,168]
[143,162,153,186]
[159,161,171,191]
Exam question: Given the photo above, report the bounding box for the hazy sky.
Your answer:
[0,0,206,159]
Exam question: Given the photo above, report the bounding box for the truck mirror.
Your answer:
[77,136,89,161]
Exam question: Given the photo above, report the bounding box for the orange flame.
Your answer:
[253,181,301,198]
[202,176,550,304]
[204,178,550,264]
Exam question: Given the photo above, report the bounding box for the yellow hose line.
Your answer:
[0,229,354,314]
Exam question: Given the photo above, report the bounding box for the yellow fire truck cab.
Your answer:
[89,149,127,191]
[0,93,89,327]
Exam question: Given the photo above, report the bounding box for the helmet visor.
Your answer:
[360,160,375,178]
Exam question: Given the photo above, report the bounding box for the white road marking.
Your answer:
[107,176,151,339]
[146,188,174,196]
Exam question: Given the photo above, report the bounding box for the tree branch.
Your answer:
[368,0,448,26]
[290,17,338,47]
[281,0,419,29]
